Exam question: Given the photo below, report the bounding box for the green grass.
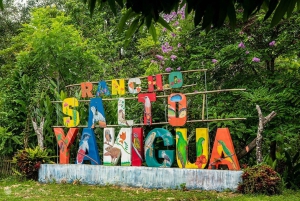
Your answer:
[0,177,300,201]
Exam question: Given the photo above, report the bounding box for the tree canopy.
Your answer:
[81,0,300,34]
[2,1,300,31]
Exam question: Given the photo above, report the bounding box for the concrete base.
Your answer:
[39,164,243,191]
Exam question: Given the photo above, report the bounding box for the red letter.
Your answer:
[138,93,156,125]
[147,74,163,92]
[131,128,144,166]
[54,128,78,164]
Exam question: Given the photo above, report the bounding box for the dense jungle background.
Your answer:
[1,0,300,189]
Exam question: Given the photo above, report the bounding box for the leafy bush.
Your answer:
[237,164,283,195]
[13,146,53,180]
[281,151,300,190]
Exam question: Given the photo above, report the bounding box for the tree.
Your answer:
[2,1,299,33]
[82,0,300,40]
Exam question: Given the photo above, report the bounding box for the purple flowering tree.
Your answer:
[139,5,187,75]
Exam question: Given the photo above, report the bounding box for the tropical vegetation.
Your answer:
[0,0,300,193]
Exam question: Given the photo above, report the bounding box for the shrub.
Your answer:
[13,146,53,180]
[237,164,283,195]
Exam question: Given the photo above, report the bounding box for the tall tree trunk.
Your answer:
[256,105,276,164]
[32,117,45,149]
[237,105,276,160]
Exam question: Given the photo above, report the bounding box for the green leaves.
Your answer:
[148,22,157,43]
[157,16,172,31]
[271,0,298,27]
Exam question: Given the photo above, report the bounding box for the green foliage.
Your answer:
[238,164,283,195]
[0,127,22,156]
[281,151,300,190]
[12,147,53,180]
[80,0,300,42]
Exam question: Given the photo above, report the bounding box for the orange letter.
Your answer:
[168,93,187,126]
[208,128,240,170]
[80,82,93,98]
[54,128,79,164]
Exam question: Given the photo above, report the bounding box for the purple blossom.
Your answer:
[162,27,167,32]
[170,55,177,61]
[252,57,260,62]
[165,67,173,72]
[177,67,181,71]
[269,40,276,46]
[177,43,181,48]
[174,21,179,26]
[151,60,157,63]
[155,55,164,61]
[212,59,218,63]
[245,51,249,54]
[161,42,173,53]
[238,42,245,48]
[171,33,176,37]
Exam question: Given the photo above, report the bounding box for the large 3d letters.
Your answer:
[128,78,142,94]
[88,98,106,128]
[80,82,93,98]
[208,128,240,170]
[168,93,187,126]
[76,128,101,165]
[103,128,115,165]
[138,93,156,125]
[54,128,78,164]
[96,81,110,97]
[169,72,183,88]
[147,74,163,92]
[103,128,132,166]
[111,79,125,95]
[144,128,175,168]
[62,98,80,127]
[175,128,209,169]
[118,98,133,126]
[131,128,144,166]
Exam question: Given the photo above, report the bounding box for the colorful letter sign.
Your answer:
[118,98,133,126]
[103,128,115,165]
[169,72,183,88]
[76,128,101,165]
[104,128,132,166]
[62,98,80,127]
[208,128,240,170]
[112,79,125,95]
[147,74,163,92]
[144,128,175,168]
[131,128,143,166]
[54,128,78,164]
[138,93,156,125]
[175,128,209,169]
[88,98,106,128]
[168,93,187,126]
[128,78,142,94]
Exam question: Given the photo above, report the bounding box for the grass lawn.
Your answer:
[0,177,300,201]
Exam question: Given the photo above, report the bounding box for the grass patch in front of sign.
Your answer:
[0,177,300,201]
